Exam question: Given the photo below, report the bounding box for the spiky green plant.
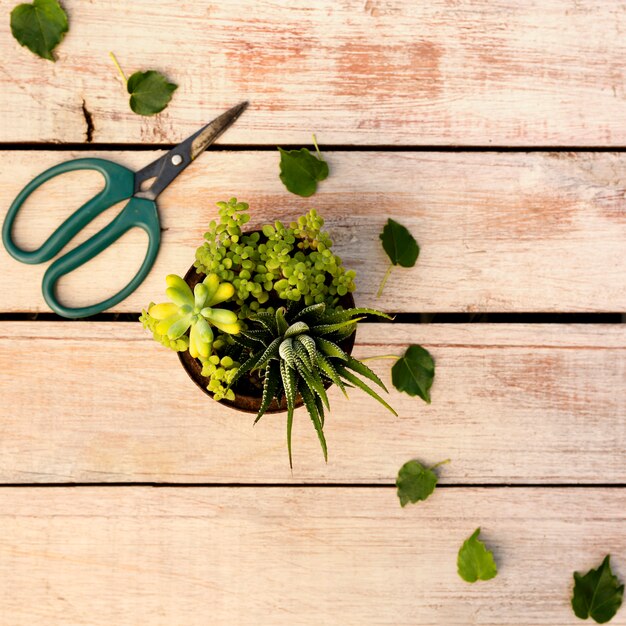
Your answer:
[141,273,241,359]
[228,302,397,466]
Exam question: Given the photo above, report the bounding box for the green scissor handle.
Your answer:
[2,157,161,319]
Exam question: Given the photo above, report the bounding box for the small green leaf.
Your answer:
[380,218,419,268]
[391,345,435,403]
[10,0,68,61]
[127,70,177,116]
[572,555,624,624]
[457,528,498,583]
[377,219,419,297]
[396,459,448,507]
[278,146,329,197]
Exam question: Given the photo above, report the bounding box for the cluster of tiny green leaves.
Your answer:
[227,302,395,467]
[201,354,240,402]
[194,198,356,318]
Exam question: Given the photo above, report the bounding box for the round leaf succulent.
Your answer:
[144,274,240,359]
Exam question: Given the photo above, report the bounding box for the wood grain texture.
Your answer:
[1,322,624,484]
[2,150,625,313]
[0,487,624,625]
[2,1,626,145]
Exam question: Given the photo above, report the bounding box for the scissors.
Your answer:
[2,101,248,319]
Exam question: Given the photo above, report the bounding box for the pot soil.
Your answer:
[178,263,356,415]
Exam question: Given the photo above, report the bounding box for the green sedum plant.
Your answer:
[194,198,356,319]
[227,302,396,466]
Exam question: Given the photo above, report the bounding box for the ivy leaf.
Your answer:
[127,70,177,116]
[572,555,624,624]
[396,459,449,507]
[10,0,68,61]
[377,219,419,296]
[457,528,498,583]
[278,141,329,197]
[391,345,435,403]
[380,219,419,267]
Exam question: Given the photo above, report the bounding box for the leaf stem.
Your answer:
[429,459,451,471]
[109,51,127,85]
[360,355,399,362]
[376,263,393,298]
[312,133,322,160]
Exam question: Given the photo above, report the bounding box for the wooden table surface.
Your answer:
[1,2,625,624]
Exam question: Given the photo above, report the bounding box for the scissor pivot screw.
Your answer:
[171,155,183,166]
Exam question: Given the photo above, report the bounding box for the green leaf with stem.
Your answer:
[391,345,435,403]
[110,52,177,116]
[278,134,329,197]
[377,218,419,297]
[11,0,68,61]
[396,459,450,507]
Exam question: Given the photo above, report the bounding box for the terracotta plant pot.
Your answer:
[177,242,356,414]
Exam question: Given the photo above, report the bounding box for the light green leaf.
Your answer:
[457,528,498,583]
[278,146,329,197]
[396,459,449,507]
[127,70,177,116]
[391,345,435,403]
[10,0,68,61]
[572,555,624,624]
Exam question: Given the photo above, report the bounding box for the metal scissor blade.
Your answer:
[134,101,248,200]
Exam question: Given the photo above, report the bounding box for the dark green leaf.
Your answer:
[10,0,68,61]
[316,337,349,361]
[127,70,177,116]
[572,555,624,624]
[298,362,330,410]
[396,460,444,507]
[320,307,393,324]
[344,355,388,392]
[392,345,435,403]
[255,362,281,425]
[292,302,326,323]
[317,354,348,397]
[310,318,363,336]
[280,360,298,468]
[299,384,328,462]
[278,147,329,197]
[336,365,397,416]
[457,528,498,583]
[379,218,419,268]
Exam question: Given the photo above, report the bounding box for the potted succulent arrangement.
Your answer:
[140,198,396,465]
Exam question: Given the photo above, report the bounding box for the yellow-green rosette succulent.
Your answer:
[147,274,240,358]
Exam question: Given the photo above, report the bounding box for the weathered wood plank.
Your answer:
[0,487,624,625]
[2,1,626,145]
[0,322,623,484]
[1,150,625,313]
